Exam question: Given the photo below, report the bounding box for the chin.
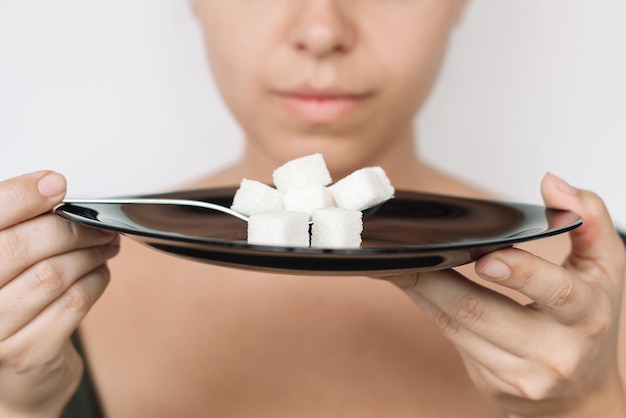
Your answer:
[244,121,407,181]
[270,141,384,181]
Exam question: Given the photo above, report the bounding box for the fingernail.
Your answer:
[478,259,510,281]
[37,172,66,197]
[548,172,577,196]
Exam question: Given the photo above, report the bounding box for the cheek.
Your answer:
[198,19,270,120]
[372,25,453,118]
[206,43,257,100]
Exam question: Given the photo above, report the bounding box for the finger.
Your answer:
[462,357,531,401]
[541,173,625,277]
[460,352,560,404]
[386,269,541,354]
[386,271,570,399]
[417,291,518,369]
[0,171,67,230]
[387,271,590,401]
[0,239,120,339]
[0,214,118,286]
[475,247,601,324]
[0,264,111,372]
[0,338,84,415]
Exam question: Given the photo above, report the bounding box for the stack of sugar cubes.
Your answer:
[230,153,394,248]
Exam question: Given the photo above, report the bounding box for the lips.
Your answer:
[273,87,373,124]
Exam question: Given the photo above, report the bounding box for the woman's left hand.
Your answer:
[384,173,626,417]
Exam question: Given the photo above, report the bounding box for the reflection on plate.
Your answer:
[55,187,582,276]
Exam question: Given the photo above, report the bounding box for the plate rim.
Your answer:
[54,188,583,256]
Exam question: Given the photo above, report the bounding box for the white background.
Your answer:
[1,0,625,228]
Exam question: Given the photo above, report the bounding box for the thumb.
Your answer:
[0,171,67,230]
[541,172,623,274]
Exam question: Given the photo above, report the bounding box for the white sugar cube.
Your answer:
[231,179,284,216]
[247,209,310,247]
[272,153,332,192]
[329,167,394,211]
[310,207,363,248]
[284,185,335,217]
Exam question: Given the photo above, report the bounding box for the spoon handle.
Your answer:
[61,198,250,222]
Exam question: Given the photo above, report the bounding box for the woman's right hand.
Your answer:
[0,171,119,418]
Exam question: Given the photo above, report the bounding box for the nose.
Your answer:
[289,0,355,58]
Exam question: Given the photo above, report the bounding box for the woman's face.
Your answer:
[192,0,466,176]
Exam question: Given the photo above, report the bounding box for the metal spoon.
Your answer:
[61,197,387,224]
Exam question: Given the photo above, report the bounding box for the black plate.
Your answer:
[55,187,582,275]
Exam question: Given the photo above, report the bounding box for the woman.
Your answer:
[1,1,624,417]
